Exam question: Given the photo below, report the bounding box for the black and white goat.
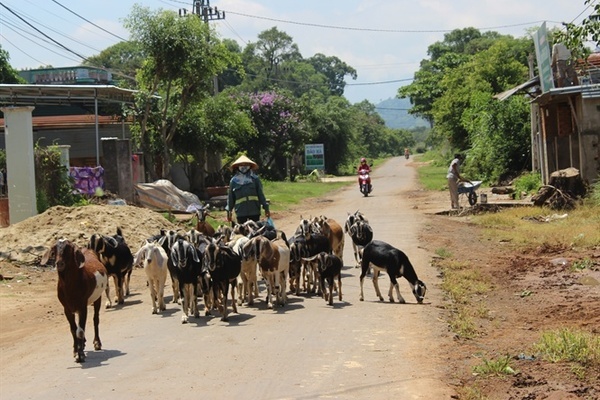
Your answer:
[170,238,201,323]
[156,229,185,304]
[204,239,241,321]
[359,240,426,304]
[88,227,134,308]
[344,211,373,268]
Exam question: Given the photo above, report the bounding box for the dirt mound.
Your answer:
[0,205,180,264]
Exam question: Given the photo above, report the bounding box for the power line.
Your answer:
[3,6,104,54]
[0,33,47,66]
[0,1,88,62]
[50,0,128,42]
[224,11,554,34]
[375,106,412,111]
[0,16,82,64]
[346,78,413,86]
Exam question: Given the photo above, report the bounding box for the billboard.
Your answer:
[305,144,325,171]
[532,22,554,93]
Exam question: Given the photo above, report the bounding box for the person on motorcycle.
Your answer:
[357,157,371,188]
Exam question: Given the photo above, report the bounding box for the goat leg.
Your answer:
[372,270,384,302]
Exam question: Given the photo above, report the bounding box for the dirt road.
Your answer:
[0,157,456,399]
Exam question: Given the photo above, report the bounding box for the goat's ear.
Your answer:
[106,236,118,248]
[189,246,200,263]
[302,254,319,262]
[133,247,144,266]
[40,246,56,266]
[76,249,86,268]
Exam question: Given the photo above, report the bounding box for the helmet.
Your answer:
[360,157,366,163]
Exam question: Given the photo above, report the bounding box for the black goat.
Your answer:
[203,240,241,321]
[359,240,426,304]
[303,252,343,305]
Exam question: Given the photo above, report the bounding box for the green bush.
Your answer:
[34,144,85,213]
[588,180,600,206]
[512,172,542,200]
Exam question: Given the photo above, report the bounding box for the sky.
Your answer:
[0,0,595,104]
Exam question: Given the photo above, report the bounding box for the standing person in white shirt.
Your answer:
[446,154,465,209]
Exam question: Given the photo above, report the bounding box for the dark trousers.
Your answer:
[236,215,259,224]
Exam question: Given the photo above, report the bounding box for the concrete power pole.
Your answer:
[181,1,227,197]
[193,0,225,95]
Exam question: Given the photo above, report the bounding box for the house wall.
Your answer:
[0,125,131,166]
[578,97,600,183]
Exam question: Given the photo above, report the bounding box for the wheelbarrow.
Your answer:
[458,180,482,206]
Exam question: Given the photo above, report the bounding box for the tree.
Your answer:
[217,39,245,90]
[83,41,145,88]
[306,53,357,96]
[303,94,355,174]
[124,5,239,180]
[231,89,308,180]
[0,46,24,84]
[463,93,531,183]
[172,92,254,193]
[554,0,600,61]
[398,28,508,127]
[432,37,529,150]
[351,101,390,158]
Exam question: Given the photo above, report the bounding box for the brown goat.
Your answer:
[42,239,108,363]
[317,216,344,263]
[196,205,216,237]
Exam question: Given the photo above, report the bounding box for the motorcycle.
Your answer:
[358,170,372,197]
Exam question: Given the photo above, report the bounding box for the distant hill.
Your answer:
[375,97,429,130]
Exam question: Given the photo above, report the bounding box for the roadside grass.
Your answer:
[534,328,600,369]
[418,157,600,396]
[472,354,517,376]
[416,159,448,191]
[472,204,600,251]
[201,180,350,229]
[261,180,349,212]
[434,256,490,339]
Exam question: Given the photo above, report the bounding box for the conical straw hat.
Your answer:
[230,155,258,171]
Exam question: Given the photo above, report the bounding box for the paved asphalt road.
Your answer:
[1,156,456,400]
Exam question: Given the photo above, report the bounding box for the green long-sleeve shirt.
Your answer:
[226,172,269,218]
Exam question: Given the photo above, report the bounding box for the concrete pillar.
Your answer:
[101,138,134,203]
[0,106,37,224]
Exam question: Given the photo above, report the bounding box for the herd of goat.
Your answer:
[41,210,427,363]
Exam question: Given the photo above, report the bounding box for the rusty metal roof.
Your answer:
[0,84,137,106]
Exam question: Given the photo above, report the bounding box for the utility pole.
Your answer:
[192,0,225,95]
[194,0,225,23]
[180,1,226,196]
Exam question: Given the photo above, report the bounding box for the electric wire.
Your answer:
[0,33,47,66]
[0,16,82,64]
[4,6,104,54]
[50,0,128,42]
[0,1,88,62]
[224,11,557,34]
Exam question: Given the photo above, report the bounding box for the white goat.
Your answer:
[134,241,169,314]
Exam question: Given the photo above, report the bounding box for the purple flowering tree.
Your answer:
[235,90,308,179]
